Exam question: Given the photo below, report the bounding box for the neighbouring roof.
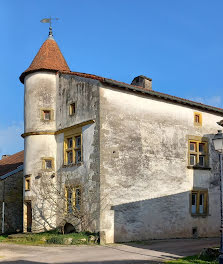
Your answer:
[20,38,70,83]
[0,151,24,177]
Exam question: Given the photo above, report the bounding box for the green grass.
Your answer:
[166,255,218,264]
[0,231,98,246]
[0,235,8,242]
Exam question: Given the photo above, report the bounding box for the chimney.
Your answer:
[1,155,10,160]
[131,75,152,90]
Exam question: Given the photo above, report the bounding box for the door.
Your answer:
[26,201,32,232]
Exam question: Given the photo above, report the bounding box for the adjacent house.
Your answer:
[2,29,222,243]
[0,151,24,233]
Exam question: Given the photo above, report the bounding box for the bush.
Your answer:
[46,236,64,244]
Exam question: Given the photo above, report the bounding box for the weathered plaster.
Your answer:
[99,85,222,243]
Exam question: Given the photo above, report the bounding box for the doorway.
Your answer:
[26,201,32,232]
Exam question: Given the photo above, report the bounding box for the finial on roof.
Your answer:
[40,17,59,40]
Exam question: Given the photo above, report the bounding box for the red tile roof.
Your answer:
[20,38,70,83]
[19,38,223,115]
[0,151,24,177]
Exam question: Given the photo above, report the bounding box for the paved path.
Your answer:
[0,238,219,264]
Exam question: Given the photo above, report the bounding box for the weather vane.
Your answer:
[40,17,59,39]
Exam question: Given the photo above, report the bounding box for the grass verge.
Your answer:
[0,230,99,246]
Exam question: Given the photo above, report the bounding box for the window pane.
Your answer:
[75,188,81,210]
[76,136,81,148]
[199,143,204,153]
[67,190,73,213]
[192,194,197,214]
[190,142,196,152]
[45,160,52,169]
[199,194,204,213]
[76,150,82,163]
[67,151,73,164]
[43,110,50,120]
[199,156,204,167]
[195,115,200,123]
[190,155,196,165]
[70,103,75,115]
[68,138,73,148]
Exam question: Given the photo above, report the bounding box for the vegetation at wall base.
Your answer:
[0,231,99,245]
[166,255,218,264]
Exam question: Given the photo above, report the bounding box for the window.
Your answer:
[191,190,208,215]
[41,109,53,121]
[65,186,82,213]
[194,112,202,126]
[69,103,76,116]
[25,176,31,191]
[188,137,208,167]
[42,157,54,171]
[64,130,82,165]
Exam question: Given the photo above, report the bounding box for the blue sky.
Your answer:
[1,0,223,156]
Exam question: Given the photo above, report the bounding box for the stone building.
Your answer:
[0,151,24,233]
[19,29,223,243]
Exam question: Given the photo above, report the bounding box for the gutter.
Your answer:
[0,165,24,180]
[103,78,223,115]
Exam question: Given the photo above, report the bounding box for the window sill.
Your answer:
[191,213,209,218]
[187,166,211,170]
[25,190,30,192]
[63,162,83,168]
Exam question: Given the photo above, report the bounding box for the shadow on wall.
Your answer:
[111,132,221,243]
[112,190,219,242]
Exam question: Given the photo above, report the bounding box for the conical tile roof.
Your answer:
[20,38,70,83]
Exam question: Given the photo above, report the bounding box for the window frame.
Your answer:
[194,112,202,126]
[69,102,76,116]
[42,157,54,171]
[64,128,82,166]
[65,185,82,214]
[188,136,209,168]
[25,175,31,191]
[40,109,54,121]
[190,189,208,216]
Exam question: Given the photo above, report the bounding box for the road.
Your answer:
[0,237,219,264]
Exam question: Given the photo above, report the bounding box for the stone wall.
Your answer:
[99,85,222,243]
[0,171,23,233]
[56,74,101,232]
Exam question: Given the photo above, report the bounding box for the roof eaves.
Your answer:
[59,71,223,115]
[0,165,23,180]
[104,78,223,115]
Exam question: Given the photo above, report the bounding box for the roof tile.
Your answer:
[20,38,70,83]
[0,151,24,177]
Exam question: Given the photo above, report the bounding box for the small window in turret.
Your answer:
[41,109,53,121]
[69,103,76,116]
[42,157,54,171]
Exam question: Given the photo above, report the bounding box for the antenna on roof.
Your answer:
[40,17,59,39]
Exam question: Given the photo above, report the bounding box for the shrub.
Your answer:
[46,236,64,244]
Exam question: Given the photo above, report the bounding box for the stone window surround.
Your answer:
[189,188,208,217]
[40,108,54,121]
[187,135,210,170]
